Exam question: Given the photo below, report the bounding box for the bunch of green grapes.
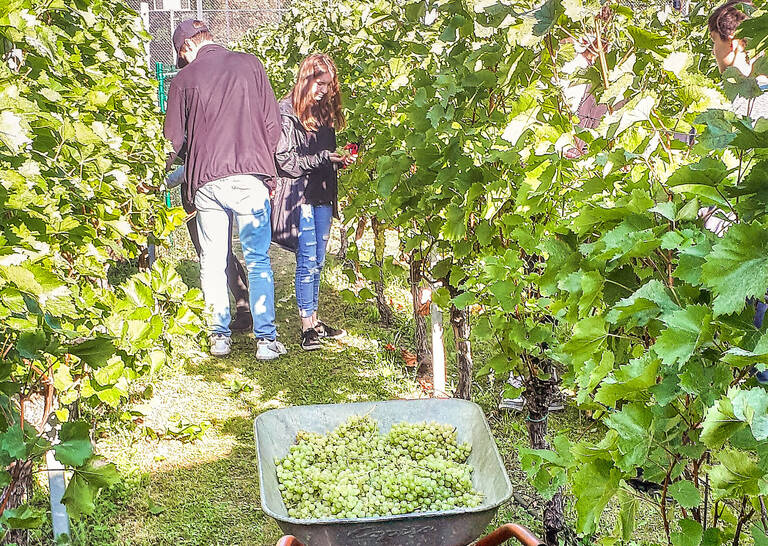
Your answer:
[275,416,483,520]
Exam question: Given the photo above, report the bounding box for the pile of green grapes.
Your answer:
[275,416,483,520]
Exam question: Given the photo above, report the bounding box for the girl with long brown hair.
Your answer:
[273,53,356,351]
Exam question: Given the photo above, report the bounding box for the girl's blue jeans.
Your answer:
[295,204,333,318]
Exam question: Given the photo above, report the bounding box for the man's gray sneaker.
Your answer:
[256,338,287,360]
[210,334,232,357]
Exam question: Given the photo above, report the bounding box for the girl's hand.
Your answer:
[342,153,357,167]
[329,152,346,163]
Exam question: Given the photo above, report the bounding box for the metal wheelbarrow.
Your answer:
[255,399,544,546]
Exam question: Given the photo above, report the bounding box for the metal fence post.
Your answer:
[140,2,150,68]
[47,434,70,541]
[156,61,167,111]
[225,0,231,44]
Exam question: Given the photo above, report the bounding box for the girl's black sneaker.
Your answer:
[315,321,346,339]
[301,327,322,351]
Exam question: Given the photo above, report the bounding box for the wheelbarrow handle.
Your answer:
[474,523,546,546]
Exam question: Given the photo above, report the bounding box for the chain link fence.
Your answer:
[126,0,286,69]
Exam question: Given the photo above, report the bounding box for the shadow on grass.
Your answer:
[187,332,411,408]
[186,250,416,409]
[175,258,201,290]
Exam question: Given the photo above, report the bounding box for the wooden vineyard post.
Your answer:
[451,303,473,400]
[409,255,432,381]
[371,217,394,326]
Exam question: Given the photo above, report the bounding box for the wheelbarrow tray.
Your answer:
[254,399,513,546]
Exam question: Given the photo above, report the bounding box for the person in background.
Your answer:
[709,0,768,120]
[704,1,767,244]
[273,53,355,351]
[166,165,252,333]
[699,1,766,236]
[164,20,285,360]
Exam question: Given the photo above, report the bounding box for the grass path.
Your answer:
[62,244,663,545]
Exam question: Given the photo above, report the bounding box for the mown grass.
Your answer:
[29,226,665,545]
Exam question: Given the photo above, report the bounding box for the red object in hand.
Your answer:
[340,143,359,169]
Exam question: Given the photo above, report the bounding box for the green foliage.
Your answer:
[241,0,768,542]
[0,0,204,531]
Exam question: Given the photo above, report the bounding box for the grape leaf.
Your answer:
[572,459,621,534]
[604,403,653,471]
[667,157,729,188]
[532,0,563,36]
[627,26,667,54]
[562,316,608,366]
[753,524,768,546]
[15,331,47,359]
[667,480,702,508]
[730,387,768,441]
[721,67,763,102]
[0,426,27,461]
[578,271,604,318]
[595,355,659,407]
[53,421,93,467]
[575,351,614,404]
[606,279,678,327]
[68,338,117,368]
[0,505,45,529]
[702,528,723,546]
[78,456,120,489]
[61,474,95,517]
[710,448,764,496]
[672,519,703,546]
[701,222,768,316]
[652,305,713,366]
[701,397,745,448]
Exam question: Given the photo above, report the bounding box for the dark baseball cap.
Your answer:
[173,19,210,68]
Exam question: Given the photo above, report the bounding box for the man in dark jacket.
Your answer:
[164,20,285,359]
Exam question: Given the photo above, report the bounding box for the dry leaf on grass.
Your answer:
[401,349,417,367]
[418,378,434,393]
